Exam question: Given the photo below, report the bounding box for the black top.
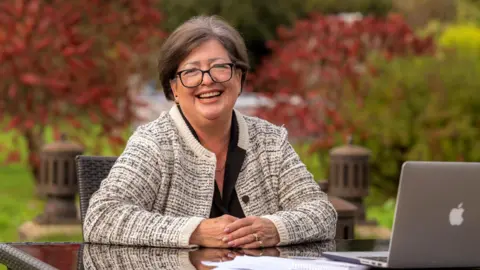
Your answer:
[178,106,246,218]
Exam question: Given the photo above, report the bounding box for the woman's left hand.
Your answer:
[222,216,280,248]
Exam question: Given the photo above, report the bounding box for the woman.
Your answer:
[83,15,337,249]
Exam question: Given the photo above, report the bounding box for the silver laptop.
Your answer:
[323,161,480,268]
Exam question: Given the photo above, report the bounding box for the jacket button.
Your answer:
[242,195,249,204]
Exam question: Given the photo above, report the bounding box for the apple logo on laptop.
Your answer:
[449,203,464,226]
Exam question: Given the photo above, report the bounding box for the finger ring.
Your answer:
[258,240,264,248]
[252,233,259,242]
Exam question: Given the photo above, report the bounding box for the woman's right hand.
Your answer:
[190,215,238,247]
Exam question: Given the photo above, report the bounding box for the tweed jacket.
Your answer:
[83,105,337,248]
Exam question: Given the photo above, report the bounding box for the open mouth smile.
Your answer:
[196,91,223,99]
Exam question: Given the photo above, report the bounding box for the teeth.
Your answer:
[199,91,221,98]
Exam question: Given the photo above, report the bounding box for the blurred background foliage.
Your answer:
[158,0,392,69]
[456,0,480,24]
[439,24,480,56]
[392,0,457,28]
[340,51,480,197]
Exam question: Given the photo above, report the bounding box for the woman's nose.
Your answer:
[201,71,215,86]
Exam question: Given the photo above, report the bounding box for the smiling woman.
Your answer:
[170,39,243,126]
[83,15,337,249]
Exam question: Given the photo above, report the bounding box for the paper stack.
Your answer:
[202,255,369,270]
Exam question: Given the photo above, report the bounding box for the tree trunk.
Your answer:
[24,128,45,198]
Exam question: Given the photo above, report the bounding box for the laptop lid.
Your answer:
[387,161,480,268]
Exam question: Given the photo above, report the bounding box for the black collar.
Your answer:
[176,105,245,217]
[177,106,238,152]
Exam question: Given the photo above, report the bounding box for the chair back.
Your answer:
[0,244,57,270]
[75,155,117,227]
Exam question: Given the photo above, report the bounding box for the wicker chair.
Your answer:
[75,155,118,231]
[0,244,57,270]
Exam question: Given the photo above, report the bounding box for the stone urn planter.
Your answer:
[35,135,84,225]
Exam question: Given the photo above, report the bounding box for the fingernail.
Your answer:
[228,253,235,258]
[224,228,230,233]
[228,241,235,247]
[222,237,228,242]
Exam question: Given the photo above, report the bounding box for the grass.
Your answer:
[0,165,44,242]
[36,233,84,242]
[0,165,80,270]
[0,165,85,242]
[0,125,131,243]
[0,165,89,243]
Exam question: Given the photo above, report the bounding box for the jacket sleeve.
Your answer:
[262,127,338,245]
[83,127,204,248]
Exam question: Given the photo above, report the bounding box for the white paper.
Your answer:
[202,255,369,270]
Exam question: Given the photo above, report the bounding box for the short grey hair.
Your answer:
[158,15,250,101]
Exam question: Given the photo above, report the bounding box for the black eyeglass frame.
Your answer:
[174,62,237,88]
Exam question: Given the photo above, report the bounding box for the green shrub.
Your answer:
[456,0,480,24]
[340,51,480,197]
[305,0,392,16]
[366,198,396,229]
[439,24,480,56]
[294,143,329,181]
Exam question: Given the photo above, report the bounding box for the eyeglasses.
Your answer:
[175,63,236,88]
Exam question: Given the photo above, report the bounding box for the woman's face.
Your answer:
[170,39,242,124]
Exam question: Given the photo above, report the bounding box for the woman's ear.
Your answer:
[236,69,243,80]
[239,70,247,95]
[170,80,177,98]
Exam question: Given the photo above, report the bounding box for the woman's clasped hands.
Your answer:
[190,214,280,249]
[223,215,280,248]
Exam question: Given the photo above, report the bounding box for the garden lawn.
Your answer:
[0,164,43,242]
[0,165,84,243]
[0,128,91,243]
